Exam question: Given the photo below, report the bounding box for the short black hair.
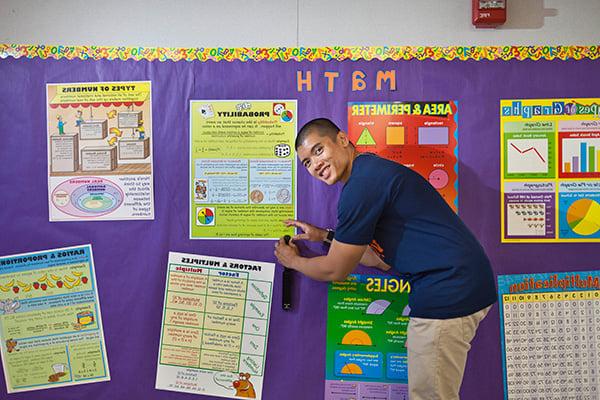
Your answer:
[295,118,341,150]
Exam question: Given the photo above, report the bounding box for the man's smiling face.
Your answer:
[297,130,353,185]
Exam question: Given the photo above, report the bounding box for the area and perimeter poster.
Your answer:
[155,252,275,399]
[500,98,600,242]
[325,274,410,400]
[189,100,297,239]
[0,245,110,393]
[46,81,154,221]
[348,101,458,212]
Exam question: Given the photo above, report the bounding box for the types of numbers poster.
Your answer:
[190,100,297,239]
[501,98,600,242]
[46,81,154,221]
[0,245,110,393]
[325,274,411,400]
[156,252,274,399]
[348,101,458,211]
[498,271,600,399]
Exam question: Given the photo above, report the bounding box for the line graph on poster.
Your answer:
[507,139,548,174]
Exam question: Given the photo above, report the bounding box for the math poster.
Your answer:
[155,252,274,399]
[46,81,154,221]
[498,271,600,399]
[0,245,110,393]
[189,100,297,239]
[325,274,411,400]
[348,101,458,211]
[501,98,600,242]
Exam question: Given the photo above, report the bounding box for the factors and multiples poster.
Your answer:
[46,81,154,221]
[348,101,458,212]
[189,100,297,239]
[0,245,110,393]
[325,274,410,400]
[155,252,274,399]
[500,98,600,242]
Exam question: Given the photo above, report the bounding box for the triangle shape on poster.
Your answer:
[357,128,377,146]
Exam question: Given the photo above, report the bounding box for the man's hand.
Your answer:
[284,219,328,242]
[360,246,391,272]
[274,236,300,268]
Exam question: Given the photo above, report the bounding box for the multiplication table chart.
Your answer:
[498,271,600,400]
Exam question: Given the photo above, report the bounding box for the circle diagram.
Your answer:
[428,169,449,189]
[51,178,124,218]
[71,184,123,214]
[566,198,600,236]
[196,207,215,226]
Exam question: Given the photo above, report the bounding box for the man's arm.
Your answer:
[275,238,367,282]
[279,219,391,276]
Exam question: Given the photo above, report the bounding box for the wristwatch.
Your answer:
[324,229,335,246]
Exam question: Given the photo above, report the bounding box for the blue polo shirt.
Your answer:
[335,153,496,319]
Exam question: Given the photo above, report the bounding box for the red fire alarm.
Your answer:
[472,0,507,28]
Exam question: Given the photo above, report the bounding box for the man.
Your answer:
[274,118,496,400]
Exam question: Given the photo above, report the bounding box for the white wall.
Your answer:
[0,0,599,48]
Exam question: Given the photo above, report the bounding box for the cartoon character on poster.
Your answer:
[57,115,66,135]
[75,110,84,127]
[136,119,145,139]
[214,371,257,398]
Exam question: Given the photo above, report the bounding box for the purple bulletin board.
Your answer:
[0,46,599,400]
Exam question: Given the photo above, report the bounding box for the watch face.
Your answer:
[327,230,335,242]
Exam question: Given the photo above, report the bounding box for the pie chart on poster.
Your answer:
[197,207,215,225]
[566,198,600,236]
[281,110,293,122]
[428,169,449,189]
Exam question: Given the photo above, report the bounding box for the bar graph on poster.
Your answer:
[501,98,600,242]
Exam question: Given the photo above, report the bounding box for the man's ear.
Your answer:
[337,131,350,147]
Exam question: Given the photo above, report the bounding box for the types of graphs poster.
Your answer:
[155,252,274,399]
[498,271,600,399]
[325,274,410,400]
[46,81,154,221]
[500,98,600,242]
[348,101,458,212]
[0,245,110,393]
[189,100,297,239]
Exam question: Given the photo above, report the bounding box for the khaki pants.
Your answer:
[406,305,491,400]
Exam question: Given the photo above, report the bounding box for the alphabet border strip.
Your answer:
[1,44,599,62]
